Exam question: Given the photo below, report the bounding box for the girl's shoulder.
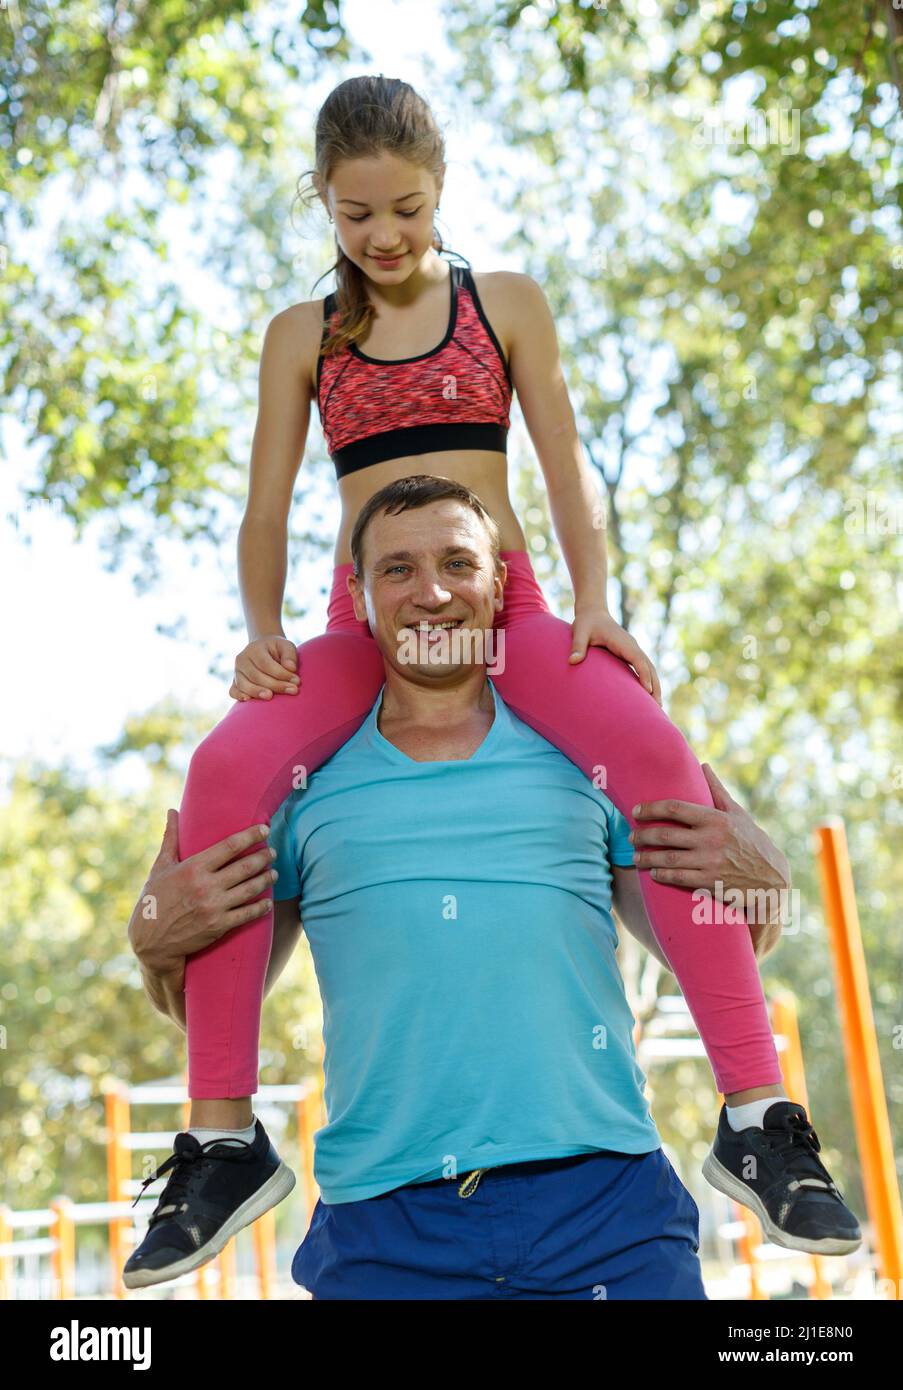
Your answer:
[471,270,547,362]
[472,268,542,297]
[272,296,331,398]
[275,272,548,391]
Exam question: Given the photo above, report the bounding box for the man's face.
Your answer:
[348,499,506,684]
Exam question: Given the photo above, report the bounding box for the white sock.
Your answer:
[726,1096,788,1131]
[187,1114,257,1148]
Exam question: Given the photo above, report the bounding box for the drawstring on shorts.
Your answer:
[457,1168,486,1198]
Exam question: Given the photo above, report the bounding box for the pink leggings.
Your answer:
[180,550,782,1098]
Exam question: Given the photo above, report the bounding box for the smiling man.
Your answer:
[260,475,705,1300]
[126,475,857,1297]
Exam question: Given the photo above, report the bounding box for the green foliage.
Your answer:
[450,0,902,1203]
[2,0,900,1225]
[1,0,353,579]
[0,732,323,1211]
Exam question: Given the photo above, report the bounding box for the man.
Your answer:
[127,477,855,1298]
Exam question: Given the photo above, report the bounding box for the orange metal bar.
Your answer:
[769,993,831,1300]
[295,1097,310,1220]
[50,1197,75,1301]
[736,1203,766,1299]
[297,1085,322,1223]
[0,1206,12,1301]
[219,1238,237,1299]
[181,1068,191,1134]
[253,1208,276,1300]
[104,1083,131,1300]
[814,819,903,1295]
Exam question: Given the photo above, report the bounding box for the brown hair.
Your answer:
[296,75,463,357]
[350,475,502,577]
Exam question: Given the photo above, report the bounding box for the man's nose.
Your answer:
[411,574,453,606]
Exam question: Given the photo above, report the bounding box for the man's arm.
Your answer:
[266,896,304,992]
[128,808,291,1033]
[142,896,303,1034]
[628,762,789,962]
[610,866,674,973]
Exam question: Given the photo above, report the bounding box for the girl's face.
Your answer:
[320,151,442,279]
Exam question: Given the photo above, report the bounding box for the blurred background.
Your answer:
[1,0,901,1300]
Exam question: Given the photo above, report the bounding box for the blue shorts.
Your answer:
[292,1147,707,1300]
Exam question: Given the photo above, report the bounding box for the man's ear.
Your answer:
[494,560,507,611]
[347,571,368,623]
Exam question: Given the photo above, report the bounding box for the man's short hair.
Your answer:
[349,474,502,576]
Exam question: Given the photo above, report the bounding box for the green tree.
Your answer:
[1,0,355,582]
[447,0,902,1206]
[0,714,323,1214]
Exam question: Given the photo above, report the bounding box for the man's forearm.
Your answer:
[626,914,674,973]
[138,909,300,1038]
[140,966,187,1034]
[749,915,783,963]
[737,854,791,961]
[612,869,674,972]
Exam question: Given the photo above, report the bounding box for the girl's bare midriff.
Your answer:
[307,267,527,567]
[334,449,527,566]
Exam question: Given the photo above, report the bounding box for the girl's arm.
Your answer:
[231,305,318,700]
[504,273,662,704]
[240,307,314,637]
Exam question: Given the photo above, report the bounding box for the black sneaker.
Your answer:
[123,1118,296,1289]
[702,1101,862,1256]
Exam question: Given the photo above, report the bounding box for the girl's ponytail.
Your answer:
[331,241,377,356]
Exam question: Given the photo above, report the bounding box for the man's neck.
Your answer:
[378,666,493,729]
[376,668,495,762]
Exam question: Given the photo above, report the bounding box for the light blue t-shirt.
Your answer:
[268,677,662,1204]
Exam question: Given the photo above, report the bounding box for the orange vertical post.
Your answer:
[769,993,831,1300]
[253,1208,276,1300]
[736,1204,766,1299]
[814,819,903,1295]
[50,1197,76,1301]
[105,1082,131,1299]
[218,1238,237,1299]
[181,1068,191,1133]
[297,1084,322,1223]
[0,1206,13,1300]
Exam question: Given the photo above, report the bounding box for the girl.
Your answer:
[124,75,859,1291]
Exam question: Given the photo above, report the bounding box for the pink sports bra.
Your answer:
[316,262,513,479]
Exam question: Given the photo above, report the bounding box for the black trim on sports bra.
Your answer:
[347,263,460,365]
[317,262,511,389]
[333,422,508,480]
[459,266,513,389]
[316,261,512,479]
